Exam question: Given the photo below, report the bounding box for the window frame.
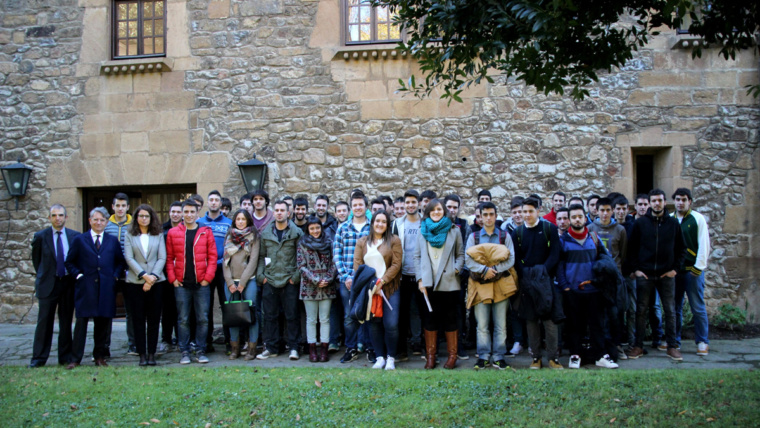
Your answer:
[112,0,167,60]
[343,0,403,45]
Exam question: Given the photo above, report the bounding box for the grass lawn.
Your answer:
[1,366,758,426]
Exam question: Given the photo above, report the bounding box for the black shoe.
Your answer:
[128,345,139,356]
[147,354,157,366]
[28,360,45,368]
[104,348,111,359]
[367,349,377,364]
[473,359,490,370]
[205,344,216,353]
[139,354,147,366]
[340,348,359,363]
[411,342,423,355]
[493,360,510,370]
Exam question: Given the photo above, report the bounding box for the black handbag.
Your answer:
[222,290,255,327]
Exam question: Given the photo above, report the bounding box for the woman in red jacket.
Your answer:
[165,201,217,364]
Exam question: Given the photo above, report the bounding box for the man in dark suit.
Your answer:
[28,204,81,368]
[64,207,126,369]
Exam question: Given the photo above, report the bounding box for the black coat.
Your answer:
[624,209,686,277]
[31,227,80,298]
[517,265,565,324]
[592,253,627,312]
[348,264,377,324]
[65,232,126,318]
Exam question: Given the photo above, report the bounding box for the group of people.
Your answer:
[28,185,711,371]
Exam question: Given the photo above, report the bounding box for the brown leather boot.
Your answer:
[309,343,318,362]
[443,330,458,369]
[424,330,437,369]
[229,341,240,360]
[244,342,257,361]
[318,343,329,362]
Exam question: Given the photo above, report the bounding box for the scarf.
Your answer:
[568,226,588,241]
[224,227,254,259]
[420,216,452,248]
[299,232,332,254]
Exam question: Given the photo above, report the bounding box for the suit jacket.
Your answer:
[415,226,464,292]
[31,227,80,299]
[64,231,126,318]
[123,233,167,284]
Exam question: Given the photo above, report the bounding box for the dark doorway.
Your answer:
[81,184,196,317]
[635,154,654,195]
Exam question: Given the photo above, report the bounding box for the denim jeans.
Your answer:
[261,282,299,353]
[474,299,508,362]
[304,299,332,344]
[175,285,211,354]
[635,276,676,348]
[369,289,401,359]
[329,290,343,345]
[223,278,259,344]
[675,271,709,345]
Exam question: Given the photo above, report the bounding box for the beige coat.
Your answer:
[466,243,518,309]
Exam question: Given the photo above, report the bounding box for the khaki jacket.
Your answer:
[466,243,518,309]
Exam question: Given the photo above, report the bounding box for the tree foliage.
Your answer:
[372,0,759,100]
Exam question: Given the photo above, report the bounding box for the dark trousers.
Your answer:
[635,276,676,348]
[72,316,112,363]
[262,282,299,353]
[161,276,177,343]
[565,291,610,362]
[123,281,164,355]
[106,279,134,350]
[31,276,75,365]
[397,274,421,354]
[207,264,230,346]
[421,290,460,332]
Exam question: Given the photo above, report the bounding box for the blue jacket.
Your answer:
[557,232,607,294]
[65,231,126,318]
[197,212,232,265]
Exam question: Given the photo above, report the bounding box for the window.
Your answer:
[345,0,401,44]
[113,0,166,59]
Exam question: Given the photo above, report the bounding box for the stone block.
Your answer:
[84,77,101,96]
[439,99,473,117]
[142,154,169,184]
[149,130,190,153]
[207,0,230,18]
[343,145,364,158]
[672,106,717,117]
[704,71,737,88]
[82,113,113,133]
[639,71,700,88]
[360,100,392,120]
[345,80,386,102]
[393,99,437,119]
[627,90,655,106]
[80,7,108,64]
[180,155,211,183]
[133,73,162,93]
[303,148,325,164]
[656,91,691,106]
[161,71,185,92]
[199,154,231,182]
[113,112,161,132]
[154,92,195,110]
[723,205,758,234]
[120,132,149,152]
[79,133,120,158]
[738,71,759,88]
[105,94,131,112]
[101,75,133,94]
[76,96,103,115]
[160,110,189,130]
[692,89,719,104]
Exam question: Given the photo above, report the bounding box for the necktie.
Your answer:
[95,234,101,251]
[55,231,65,277]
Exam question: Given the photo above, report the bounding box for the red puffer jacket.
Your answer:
[166,223,217,284]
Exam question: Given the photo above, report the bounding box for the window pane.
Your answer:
[118,22,127,38]
[360,6,371,23]
[155,21,164,36]
[155,1,164,17]
[144,20,153,36]
[377,7,388,22]
[128,21,137,37]
[377,23,388,40]
[118,40,128,56]
[348,25,359,42]
[128,39,138,56]
[118,4,127,20]
[143,2,153,18]
[360,24,370,41]
[389,24,401,40]
[144,38,154,54]
[155,37,164,53]
[128,3,138,20]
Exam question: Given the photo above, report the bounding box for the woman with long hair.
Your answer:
[415,198,464,369]
[353,210,402,370]
[123,204,166,366]
[296,215,337,362]
[222,209,261,360]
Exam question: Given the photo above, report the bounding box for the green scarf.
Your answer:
[421,216,452,248]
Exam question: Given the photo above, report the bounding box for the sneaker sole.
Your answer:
[669,356,683,361]
[596,363,619,369]
[529,366,541,370]
[696,352,709,356]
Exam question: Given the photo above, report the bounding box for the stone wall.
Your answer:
[0,0,758,322]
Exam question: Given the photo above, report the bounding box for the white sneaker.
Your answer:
[372,356,386,369]
[384,357,395,370]
[256,349,277,360]
[289,350,300,360]
[697,342,709,356]
[595,354,619,369]
[569,355,581,369]
[617,346,628,360]
[510,342,523,355]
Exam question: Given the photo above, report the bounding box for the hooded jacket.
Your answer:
[557,231,606,294]
[104,214,133,253]
[257,220,303,288]
[624,208,686,277]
